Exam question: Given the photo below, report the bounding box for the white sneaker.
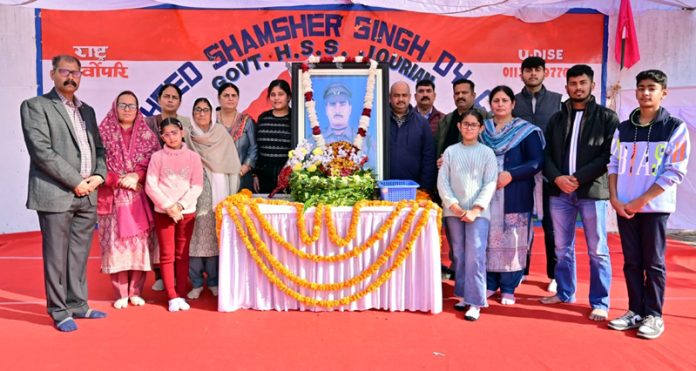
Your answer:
[187,287,204,300]
[168,298,181,312]
[177,298,191,311]
[454,299,466,312]
[464,306,480,321]
[209,286,218,297]
[501,293,516,305]
[129,296,145,306]
[608,310,643,331]
[152,279,164,291]
[113,297,128,309]
[547,279,558,293]
[637,315,665,339]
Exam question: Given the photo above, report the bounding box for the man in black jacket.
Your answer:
[539,65,618,322]
[435,78,488,158]
[512,56,562,292]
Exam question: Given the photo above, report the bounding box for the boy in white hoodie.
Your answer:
[607,70,690,339]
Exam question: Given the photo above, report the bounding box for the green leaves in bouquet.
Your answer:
[290,169,376,208]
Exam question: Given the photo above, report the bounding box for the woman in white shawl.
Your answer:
[185,97,241,299]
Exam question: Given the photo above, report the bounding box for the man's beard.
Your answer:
[570,93,590,103]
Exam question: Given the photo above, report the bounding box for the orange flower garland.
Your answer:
[237,200,424,290]
[215,192,439,244]
[416,189,431,201]
[215,192,250,239]
[215,192,440,250]
[247,199,414,262]
[221,198,437,308]
[294,202,324,245]
[323,200,363,246]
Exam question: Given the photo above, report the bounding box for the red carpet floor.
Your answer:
[1,229,695,370]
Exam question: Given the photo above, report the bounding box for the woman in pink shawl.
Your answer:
[97,91,160,309]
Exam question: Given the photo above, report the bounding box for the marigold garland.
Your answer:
[215,192,440,248]
[236,200,425,291]
[416,189,431,201]
[294,202,324,245]
[324,200,364,246]
[216,192,250,239]
[247,199,413,262]
[222,199,436,308]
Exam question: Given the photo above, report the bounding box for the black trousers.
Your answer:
[616,212,670,317]
[37,196,96,322]
[524,182,556,278]
[256,163,285,194]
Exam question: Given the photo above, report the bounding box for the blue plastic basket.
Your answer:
[377,180,420,202]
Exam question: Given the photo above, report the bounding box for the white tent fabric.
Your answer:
[2,0,695,22]
[0,6,39,233]
[353,0,695,22]
[0,0,160,10]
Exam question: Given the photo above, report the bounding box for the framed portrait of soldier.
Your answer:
[291,61,389,180]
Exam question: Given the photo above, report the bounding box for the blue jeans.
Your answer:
[486,271,524,295]
[445,216,489,307]
[189,256,219,288]
[550,193,611,310]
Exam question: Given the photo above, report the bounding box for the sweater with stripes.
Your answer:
[255,110,293,167]
[437,142,498,219]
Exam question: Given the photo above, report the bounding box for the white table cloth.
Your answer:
[218,203,442,313]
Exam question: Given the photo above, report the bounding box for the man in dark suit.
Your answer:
[20,55,107,332]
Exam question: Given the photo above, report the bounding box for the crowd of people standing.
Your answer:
[398,56,689,336]
[21,54,689,340]
[19,54,295,327]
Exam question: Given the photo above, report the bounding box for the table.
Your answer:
[217,202,442,313]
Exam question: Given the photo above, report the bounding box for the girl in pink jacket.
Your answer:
[146,117,203,312]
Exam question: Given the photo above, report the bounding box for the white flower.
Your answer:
[354,136,364,149]
[365,99,374,110]
[359,116,370,129]
[302,73,312,92]
[364,93,374,109]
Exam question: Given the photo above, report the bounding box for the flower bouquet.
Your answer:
[271,140,375,207]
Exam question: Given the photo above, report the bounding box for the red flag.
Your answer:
[615,0,640,69]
